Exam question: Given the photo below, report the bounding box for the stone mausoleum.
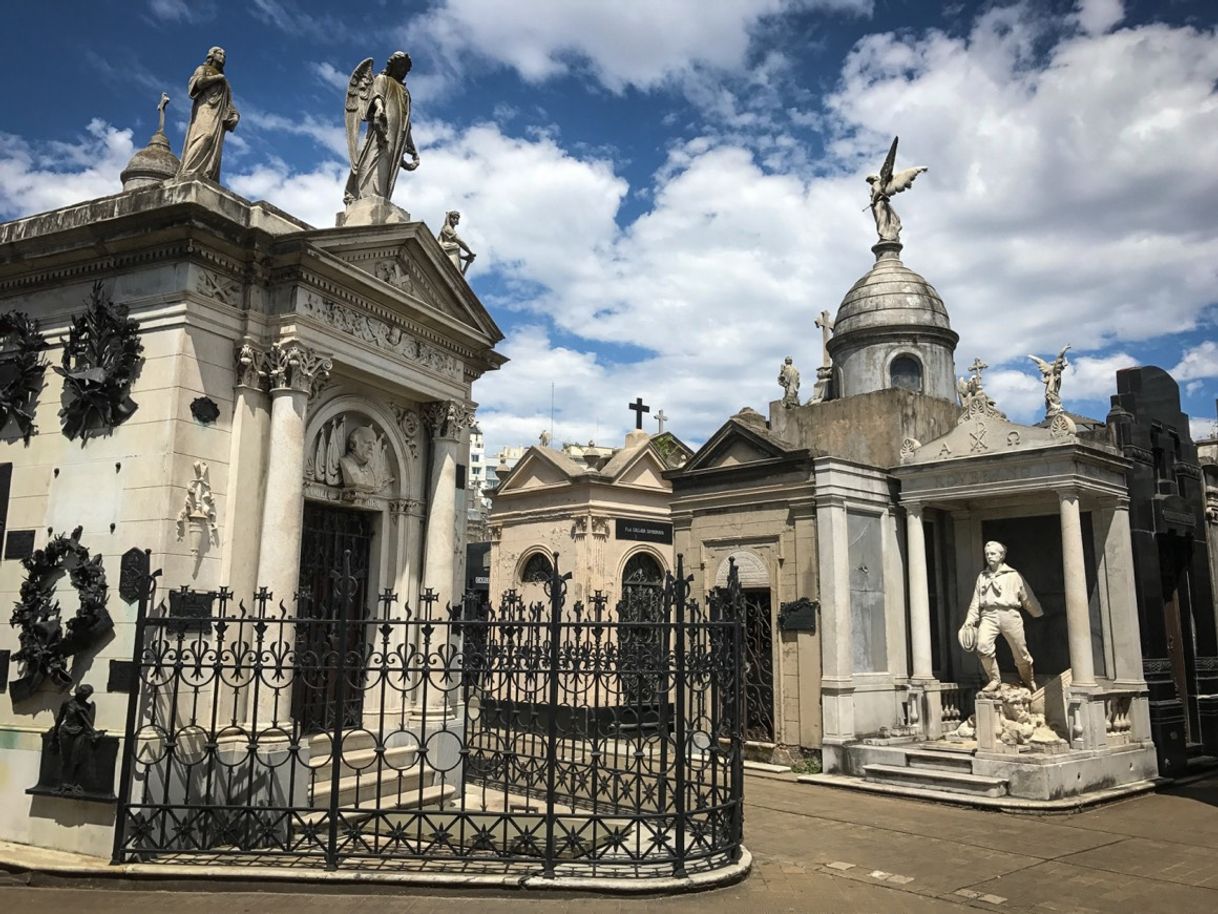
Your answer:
[0,159,503,851]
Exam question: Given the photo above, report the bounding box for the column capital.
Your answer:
[234,341,269,391]
[263,341,332,398]
[421,399,475,441]
[1056,486,1081,504]
[904,501,925,518]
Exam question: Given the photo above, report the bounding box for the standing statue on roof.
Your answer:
[178,47,240,181]
[343,52,420,207]
[866,137,928,244]
[1029,345,1071,419]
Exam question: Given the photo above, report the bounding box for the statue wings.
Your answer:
[875,136,928,196]
[344,58,375,169]
[1027,354,1053,373]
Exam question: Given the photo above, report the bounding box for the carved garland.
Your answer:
[9,526,113,701]
[55,282,144,443]
[0,310,48,443]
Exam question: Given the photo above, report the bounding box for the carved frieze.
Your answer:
[300,292,461,379]
[196,268,242,307]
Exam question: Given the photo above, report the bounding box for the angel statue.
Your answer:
[1029,345,1071,418]
[343,52,420,207]
[866,137,928,244]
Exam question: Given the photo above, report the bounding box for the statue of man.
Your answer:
[339,426,393,493]
[178,46,239,181]
[1028,345,1071,418]
[960,541,1043,692]
[344,52,420,205]
[438,210,476,275]
[51,683,102,794]
[777,356,800,408]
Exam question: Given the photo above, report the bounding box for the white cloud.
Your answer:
[0,121,131,220]
[1073,0,1124,37]
[311,62,350,93]
[1189,417,1216,443]
[1173,341,1218,381]
[407,0,872,94]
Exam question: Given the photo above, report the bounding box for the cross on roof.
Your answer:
[969,357,988,382]
[654,409,668,433]
[628,397,650,430]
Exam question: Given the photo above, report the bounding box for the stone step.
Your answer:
[311,744,422,780]
[862,763,1007,798]
[310,729,378,760]
[298,781,457,828]
[310,766,436,808]
[904,748,976,773]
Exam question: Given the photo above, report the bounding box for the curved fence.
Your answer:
[112,554,746,878]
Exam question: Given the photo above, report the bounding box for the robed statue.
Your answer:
[178,46,239,181]
[344,52,420,206]
[866,137,927,243]
[1028,345,1071,418]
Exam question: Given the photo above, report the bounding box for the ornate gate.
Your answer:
[112,554,746,878]
[741,590,775,742]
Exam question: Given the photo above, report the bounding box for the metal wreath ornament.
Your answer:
[0,309,48,443]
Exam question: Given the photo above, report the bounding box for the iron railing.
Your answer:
[112,553,746,878]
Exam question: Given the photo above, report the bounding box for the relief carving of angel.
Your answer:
[866,136,928,243]
[343,52,420,206]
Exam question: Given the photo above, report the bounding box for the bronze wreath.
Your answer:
[0,310,48,443]
[55,281,144,443]
[9,526,113,702]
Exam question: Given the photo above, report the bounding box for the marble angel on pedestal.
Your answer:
[866,137,928,244]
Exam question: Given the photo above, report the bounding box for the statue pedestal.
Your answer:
[336,196,411,228]
[26,728,119,803]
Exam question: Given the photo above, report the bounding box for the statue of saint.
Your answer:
[959,541,1043,692]
[51,683,102,794]
[866,137,927,244]
[777,356,800,408]
[1028,345,1071,418]
[339,425,394,494]
[438,211,477,275]
[178,47,239,181]
[539,429,551,447]
[343,52,420,206]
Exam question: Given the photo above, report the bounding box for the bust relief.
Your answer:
[340,425,395,494]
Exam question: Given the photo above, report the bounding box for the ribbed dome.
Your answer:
[832,241,950,337]
[121,128,180,191]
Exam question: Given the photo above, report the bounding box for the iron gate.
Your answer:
[112,554,746,878]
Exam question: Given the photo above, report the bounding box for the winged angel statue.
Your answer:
[343,52,420,206]
[1029,345,1071,418]
[866,137,928,243]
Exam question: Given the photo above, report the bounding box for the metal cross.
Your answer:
[654,409,668,434]
[628,397,650,430]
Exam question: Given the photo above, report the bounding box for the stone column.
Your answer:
[420,400,473,612]
[1058,489,1096,688]
[906,502,934,681]
[816,493,854,767]
[251,342,330,726]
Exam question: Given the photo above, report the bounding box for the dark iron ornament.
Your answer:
[9,526,113,702]
[0,310,48,443]
[113,551,747,877]
[189,396,220,424]
[55,281,144,443]
[27,682,119,802]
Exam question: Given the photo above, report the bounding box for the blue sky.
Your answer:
[2,0,1216,455]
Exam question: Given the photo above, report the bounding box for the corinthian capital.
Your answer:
[234,341,268,390]
[262,341,332,397]
[421,399,474,440]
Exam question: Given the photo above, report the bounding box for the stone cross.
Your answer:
[815,310,835,368]
[654,410,668,434]
[628,397,650,430]
[969,357,988,384]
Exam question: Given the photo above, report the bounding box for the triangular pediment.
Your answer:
[496,447,587,494]
[303,223,503,344]
[681,417,800,473]
[612,448,671,490]
[901,400,1078,465]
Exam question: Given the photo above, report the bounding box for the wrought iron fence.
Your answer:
[112,553,746,878]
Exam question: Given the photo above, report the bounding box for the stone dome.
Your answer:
[832,241,951,337]
[826,240,958,402]
[121,127,180,191]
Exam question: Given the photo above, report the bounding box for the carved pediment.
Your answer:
[901,407,1076,466]
[682,419,799,473]
[499,452,573,493]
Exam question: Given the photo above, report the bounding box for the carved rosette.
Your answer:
[1049,413,1078,441]
[899,437,921,464]
[392,403,421,458]
[262,342,332,398]
[421,399,474,441]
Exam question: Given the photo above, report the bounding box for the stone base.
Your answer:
[336,195,411,228]
[973,743,1159,800]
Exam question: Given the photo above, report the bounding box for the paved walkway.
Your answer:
[3,773,1218,912]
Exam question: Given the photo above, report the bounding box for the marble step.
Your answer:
[862,763,1007,798]
[310,766,436,808]
[904,748,976,773]
[311,744,422,780]
[298,781,458,828]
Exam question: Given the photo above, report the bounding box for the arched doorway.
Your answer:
[618,552,666,709]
